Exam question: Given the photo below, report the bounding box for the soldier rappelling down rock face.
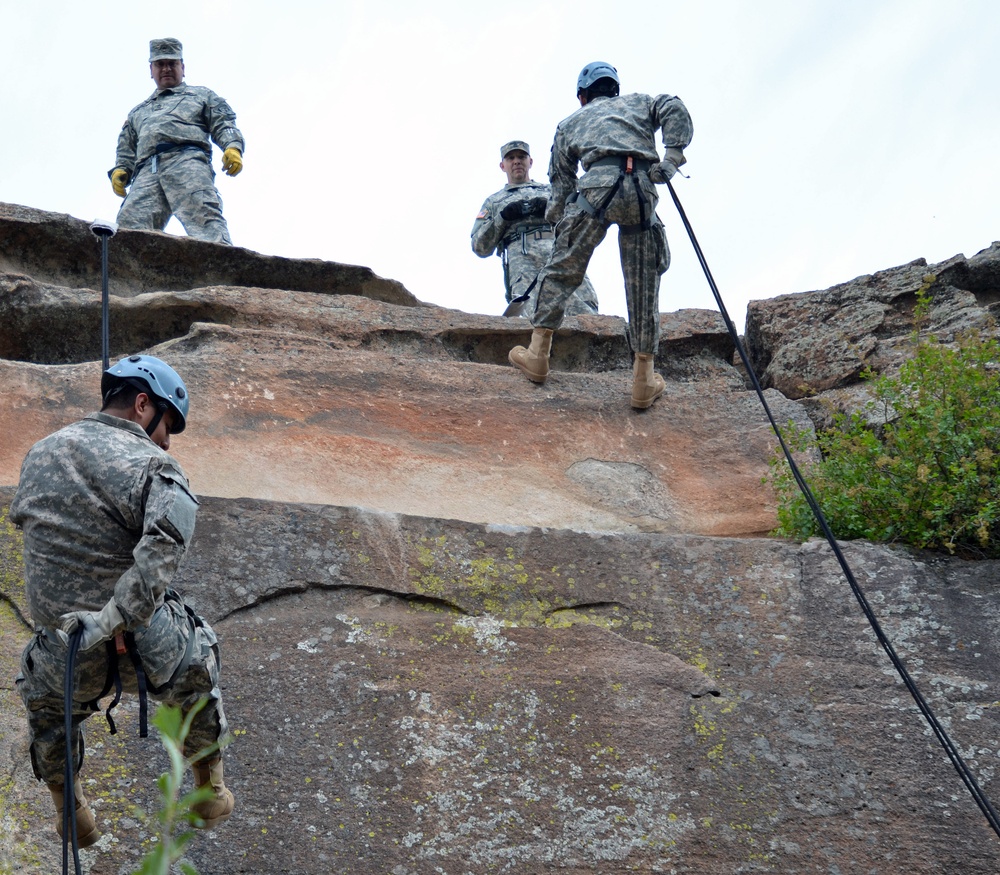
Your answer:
[472,140,598,317]
[109,38,245,245]
[508,62,693,409]
[11,356,234,847]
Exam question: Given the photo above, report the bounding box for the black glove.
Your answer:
[500,197,548,221]
[525,196,548,217]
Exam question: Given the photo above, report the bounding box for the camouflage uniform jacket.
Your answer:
[113,83,245,178]
[10,412,199,631]
[546,92,693,224]
[471,181,552,259]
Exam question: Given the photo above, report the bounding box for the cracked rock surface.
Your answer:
[4,498,1000,873]
[2,204,999,873]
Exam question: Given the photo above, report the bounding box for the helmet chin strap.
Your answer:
[144,402,168,438]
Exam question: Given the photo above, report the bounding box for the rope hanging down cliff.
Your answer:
[663,177,1000,841]
[62,628,84,875]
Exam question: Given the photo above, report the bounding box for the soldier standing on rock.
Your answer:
[508,62,693,409]
[472,140,598,317]
[11,355,234,847]
[109,38,245,245]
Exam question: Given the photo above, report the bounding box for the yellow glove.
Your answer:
[222,147,243,177]
[111,168,129,198]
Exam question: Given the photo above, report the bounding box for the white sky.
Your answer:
[2,0,997,331]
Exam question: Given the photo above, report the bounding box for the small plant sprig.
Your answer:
[134,701,222,875]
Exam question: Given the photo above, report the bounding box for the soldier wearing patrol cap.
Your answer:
[109,38,245,245]
[472,139,598,317]
[509,62,693,409]
[12,355,235,846]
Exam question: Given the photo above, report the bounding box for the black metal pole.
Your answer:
[89,221,118,371]
[100,234,110,370]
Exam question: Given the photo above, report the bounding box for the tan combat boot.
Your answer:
[47,777,101,848]
[631,353,666,409]
[509,328,553,383]
[191,756,235,829]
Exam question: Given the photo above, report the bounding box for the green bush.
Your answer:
[768,331,1000,557]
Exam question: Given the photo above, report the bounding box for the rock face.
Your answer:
[744,242,1000,426]
[0,202,418,305]
[0,212,784,538]
[2,205,1000,874]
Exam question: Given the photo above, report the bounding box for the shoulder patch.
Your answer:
[476,209,489,220]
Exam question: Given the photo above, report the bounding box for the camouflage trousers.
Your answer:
[16,592,228,783]
[533,170,670,353]
[116,149,233,245]
[503,232,598,318]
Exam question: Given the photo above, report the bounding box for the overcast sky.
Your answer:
[2,0,996,331]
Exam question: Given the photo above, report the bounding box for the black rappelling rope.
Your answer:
[63,627,85,875]
[663,177,1000,839]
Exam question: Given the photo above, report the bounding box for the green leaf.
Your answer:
[765,331,1000,558]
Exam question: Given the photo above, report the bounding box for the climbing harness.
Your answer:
[84,590,203,739]
[505,157,656,319]
[664,177,1000,840]
[59,590,205,871]
[573,155,654,234]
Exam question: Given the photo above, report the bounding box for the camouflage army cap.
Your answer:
[149,38,183,62]
[501,140,530,159]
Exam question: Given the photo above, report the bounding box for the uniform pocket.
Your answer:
[652,214,671,275]
[157,466,199,545]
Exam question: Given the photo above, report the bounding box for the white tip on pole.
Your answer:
[90,219,118,237]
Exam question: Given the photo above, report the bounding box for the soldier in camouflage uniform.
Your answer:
[12,355,234,847]
[110,38,245,245]
[509,62,693,409]
[472,140,598,318]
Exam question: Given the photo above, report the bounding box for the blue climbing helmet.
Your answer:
[577,61,619,94]
[102,354,190,434]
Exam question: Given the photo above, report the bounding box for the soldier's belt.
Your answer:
[134,142,212,176]
[586,155,653,174]
[501,224,554,250]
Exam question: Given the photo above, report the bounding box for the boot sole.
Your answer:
[56,822,101,848]
[194,809,233,830]
[193,790,235,829]
[508,349,548,384]
[631,389,664,410]
[78,826,102,848]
